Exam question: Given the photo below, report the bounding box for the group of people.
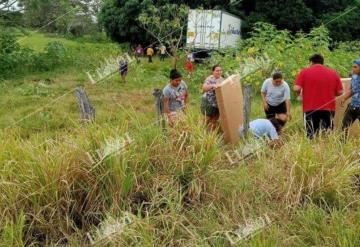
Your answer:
[161,64,222,127]
[161,53,360,146]
[118,44,166,83]
[134,44,167,64]
[119,45,195,83]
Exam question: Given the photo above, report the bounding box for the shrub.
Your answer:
[0,29,36,78]
[214,22,357,93]
[36,41,70,71]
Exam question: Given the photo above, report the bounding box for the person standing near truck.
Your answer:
[185,57,194,79]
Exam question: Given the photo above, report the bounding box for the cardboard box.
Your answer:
[334,78,360,136]
[215,74,243,144]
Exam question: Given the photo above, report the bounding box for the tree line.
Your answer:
[0,0,359,42]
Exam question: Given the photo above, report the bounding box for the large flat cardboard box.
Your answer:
[334,78,360,136]
[215,74,243,144]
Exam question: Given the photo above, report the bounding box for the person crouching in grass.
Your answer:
[261,71,291,120]
[162,69,189,125]
[239,113,288,148]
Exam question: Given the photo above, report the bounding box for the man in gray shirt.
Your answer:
[261,71,291,119]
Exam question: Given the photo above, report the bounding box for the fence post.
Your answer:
[75,87,95,124]
[243,84,252,138]
[152,88,166,130]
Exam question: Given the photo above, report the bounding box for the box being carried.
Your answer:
[334,78,360,136]
[215,74,243,144]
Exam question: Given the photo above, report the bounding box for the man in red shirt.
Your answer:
[294,54,343,139]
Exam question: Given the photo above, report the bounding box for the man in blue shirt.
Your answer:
[341,59,360,138]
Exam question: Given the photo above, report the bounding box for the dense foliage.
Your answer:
[0,25,360,245]
[0,27,119,79]
[1,0,101,36]
[211,23,359,92]
[1,0,359,41]
[99,0,360,43]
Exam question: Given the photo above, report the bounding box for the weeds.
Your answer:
[1,27,360,246]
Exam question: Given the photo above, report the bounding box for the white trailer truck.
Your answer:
[186,9,241,50]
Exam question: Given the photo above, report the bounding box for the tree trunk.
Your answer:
[171,45,178,69]
[75,87,95,124]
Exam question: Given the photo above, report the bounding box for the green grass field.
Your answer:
[1,31,360,246]
[18,31,80,52]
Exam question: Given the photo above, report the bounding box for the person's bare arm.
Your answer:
[203,82,217,92]
[336,89,344,96]
[293,85,302,95]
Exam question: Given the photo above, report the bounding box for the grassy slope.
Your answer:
[0,32,360,246]
[18,31,80,52]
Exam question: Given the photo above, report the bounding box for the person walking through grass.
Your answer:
[201,65,224,130]
[162,69,189,124]
[134,44,143,64]
[294,54,343,139]
[159,45,166,61]
[261,71,291,119]
[146,46,154,63]
[341,59,360,139]
[185,57,193,79]
[119,58,128,83]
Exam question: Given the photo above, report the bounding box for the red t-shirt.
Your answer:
[186,61,193,72]
[295,64,343,112]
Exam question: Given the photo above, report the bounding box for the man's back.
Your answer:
[295,64,342,112]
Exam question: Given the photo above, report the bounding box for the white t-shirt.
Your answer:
[160,45,166,54]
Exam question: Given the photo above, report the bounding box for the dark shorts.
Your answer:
[342,105,360,139]
[201,97,219,117]
[265,101,287,119]
[304,110,335,139]
[120,70,128,76]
